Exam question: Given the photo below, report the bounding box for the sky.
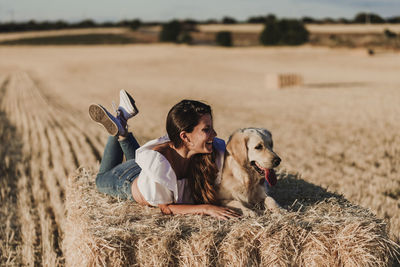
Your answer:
[0,0,399,23]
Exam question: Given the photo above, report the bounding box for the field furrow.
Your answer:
[0,76,22,266]
[34,116,66,233]
[60,115,103,162]
[19,75,66,264]
[62,122,99,165]
[17,165,39,266]
[1,75,40,266]
[0,71,97,265]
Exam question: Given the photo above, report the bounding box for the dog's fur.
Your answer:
[218,128,282,216]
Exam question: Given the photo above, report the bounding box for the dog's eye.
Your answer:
[255,144,263,150]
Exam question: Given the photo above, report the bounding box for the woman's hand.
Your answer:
[201,204,241,220]
[163,203,241,219]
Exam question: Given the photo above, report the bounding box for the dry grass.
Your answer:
[64,167,399,266]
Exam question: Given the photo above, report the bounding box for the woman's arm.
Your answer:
[158,204,241,220]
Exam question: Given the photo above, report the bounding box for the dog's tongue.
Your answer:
[265,169,277,186]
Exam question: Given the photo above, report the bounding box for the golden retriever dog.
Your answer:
[218,128,282,217]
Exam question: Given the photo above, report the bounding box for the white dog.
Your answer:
[218,128,282,216]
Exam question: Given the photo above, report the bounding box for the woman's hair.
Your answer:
[166,100,219,205]
[188,150,220,205]
[166,99,211,148]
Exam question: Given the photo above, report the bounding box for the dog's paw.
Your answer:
[275,207,288,215]
[264,197,281,212]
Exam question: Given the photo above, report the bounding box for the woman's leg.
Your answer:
[96,132,141,200]
[119,132,140,160]
[98,135,124,174]
[96,160,141,201]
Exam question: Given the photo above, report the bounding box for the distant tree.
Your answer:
[216,31,232,46]
[370,13,386,23]
[260,21,281,45]
[338,18,351,24]
[182,19,198,32]
[279,19,309,45]
[54,20,69,29]
[384,29,397,38]
[76,19,96,28]
[222,17,237,24]
[145,21,162,26]
[101,21,115,27]
[159,20,182,42]
[248,16,266,24]
[183,19,197,26]
[322,17,336,24]
[387,16,400,23]
[260,19,309,46]
[117,20,130,27]
[265,14,277,24]
[178,32,193,44]
[40,21,53,30]
[26,20,37,31]
[130,19,141,30]
[302,17,315,24]
[354,13,385,24]
[0,19,69,33]
[205,19,218,24]
[247,14,276,24]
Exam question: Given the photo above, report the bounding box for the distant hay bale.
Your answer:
[265,73,303,89]
[64,167,399,266]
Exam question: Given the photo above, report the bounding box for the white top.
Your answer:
[135,135,226,207]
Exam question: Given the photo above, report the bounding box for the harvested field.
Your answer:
[0,44,399,265]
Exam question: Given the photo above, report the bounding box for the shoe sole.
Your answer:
[121,90,139,117]
[88,104,118,136]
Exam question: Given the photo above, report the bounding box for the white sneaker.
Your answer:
[118,89,139,120]
[89,104,127,136]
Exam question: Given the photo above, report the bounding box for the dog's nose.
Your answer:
[272,156,281,167]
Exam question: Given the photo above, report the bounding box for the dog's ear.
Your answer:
[226,130,248,166]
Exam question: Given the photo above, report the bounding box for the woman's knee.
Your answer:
[95,172,113,194]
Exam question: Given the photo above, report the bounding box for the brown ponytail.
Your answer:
[188,148,220,205]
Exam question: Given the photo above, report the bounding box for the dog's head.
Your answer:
[226,128,281,186]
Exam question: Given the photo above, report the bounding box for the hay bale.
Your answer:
[265,73,303,89]
[64,168,399,266]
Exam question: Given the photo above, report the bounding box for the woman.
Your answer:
[89,90,239,220]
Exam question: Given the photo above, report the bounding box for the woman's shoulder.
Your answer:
[152,142,171,154]
[135,135,172,168]
[138,135,170,151]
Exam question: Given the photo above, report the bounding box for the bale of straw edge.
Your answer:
[64,167,399,266]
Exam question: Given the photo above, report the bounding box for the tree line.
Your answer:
[1,12,399,33]
[160,17,310,46]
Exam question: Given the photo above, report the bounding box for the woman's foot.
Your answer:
[118,89,139,120]
[89,104,127,136]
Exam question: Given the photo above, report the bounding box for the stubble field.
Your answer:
[0,44,399,265]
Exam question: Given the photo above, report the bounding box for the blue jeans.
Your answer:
[96,133,141,201]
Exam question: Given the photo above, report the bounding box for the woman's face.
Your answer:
[185,114,217,155]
